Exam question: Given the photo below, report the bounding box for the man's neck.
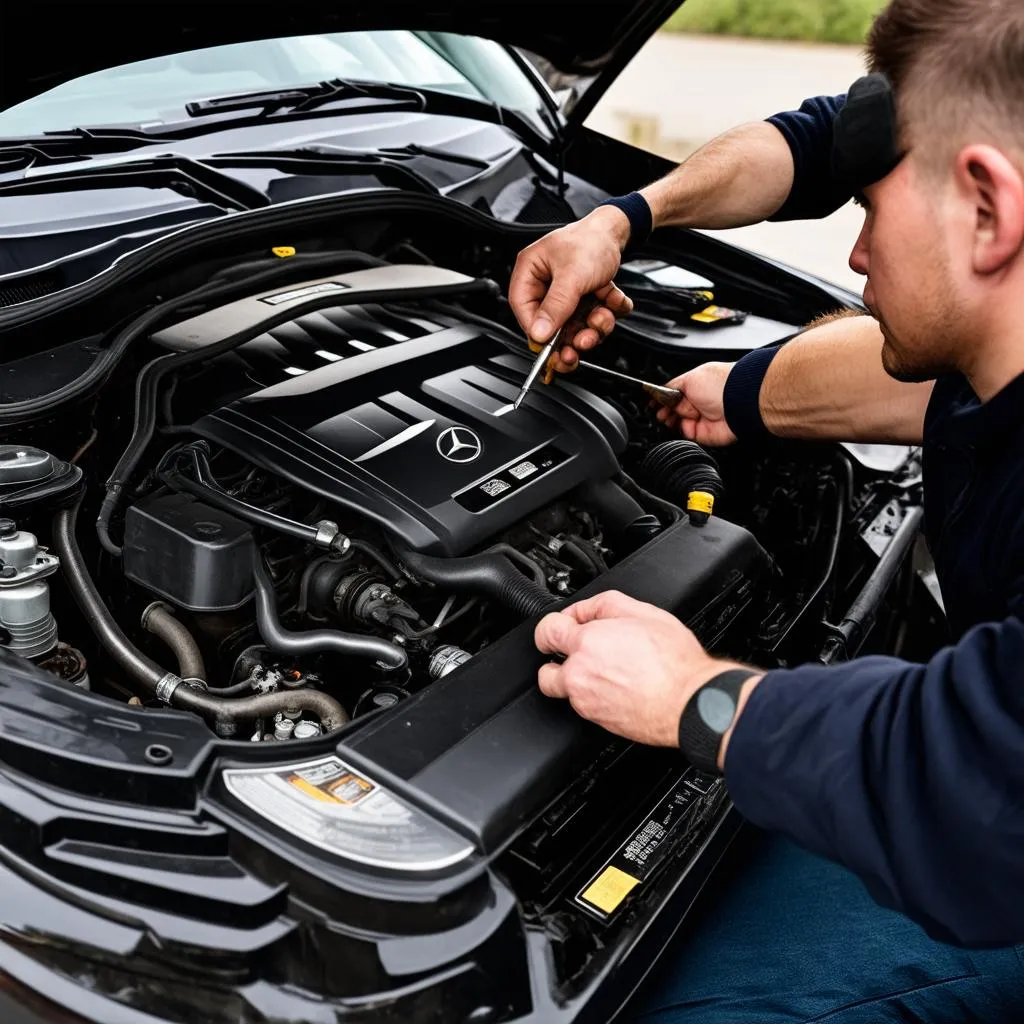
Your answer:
[963,318,1024,402]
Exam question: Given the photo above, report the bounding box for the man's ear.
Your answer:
[956,144,1024,275]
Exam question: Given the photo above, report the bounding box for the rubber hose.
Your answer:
[141,602,206,681]
[54,502,349,732]
[161,468,324,547]
[170,683,350,734]
[349,539,404,581]
[54,503,172,693]
[638,441,724,524]
[252,555,408,671]
[397,548,557,618]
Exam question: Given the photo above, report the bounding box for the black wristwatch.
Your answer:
[678,669,758,774]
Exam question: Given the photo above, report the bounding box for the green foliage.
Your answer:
[663,0,886,44]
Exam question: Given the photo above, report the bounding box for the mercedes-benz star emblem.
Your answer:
[436,426,483,464]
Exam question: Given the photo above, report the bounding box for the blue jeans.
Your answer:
[626,834,1024,1023]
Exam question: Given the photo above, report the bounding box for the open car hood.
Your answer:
[1,2,683,122]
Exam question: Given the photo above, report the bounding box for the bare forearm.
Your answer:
[640,122,795,230]
[761,316,932,444]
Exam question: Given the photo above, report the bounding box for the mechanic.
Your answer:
[525,0,1024,1021]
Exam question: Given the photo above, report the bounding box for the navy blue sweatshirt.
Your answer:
[722,97,1024,946]
[766,94,850,220]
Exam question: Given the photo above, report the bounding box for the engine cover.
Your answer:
[192,311,628,555]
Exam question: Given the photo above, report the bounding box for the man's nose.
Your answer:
[849,218,870,277]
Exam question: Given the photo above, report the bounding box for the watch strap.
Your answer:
[678,668,757,774]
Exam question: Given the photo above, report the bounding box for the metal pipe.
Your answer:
[141,602,206,682]
[54,503,174,694]
[252,554,408,670]
[820,504,924,665]
[54,501,350,731]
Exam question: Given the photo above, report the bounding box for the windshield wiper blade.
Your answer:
[0,153,269,211]
[185,78,427,118]
[205,145,444,196]
[184,78,552,155]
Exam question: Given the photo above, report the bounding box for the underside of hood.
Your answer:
[0,1,683,113]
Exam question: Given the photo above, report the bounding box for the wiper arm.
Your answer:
[185,78,427,118]
[205,145,445,196]
[0,127,163,171]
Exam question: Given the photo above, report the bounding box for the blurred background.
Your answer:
[584,0,887,292]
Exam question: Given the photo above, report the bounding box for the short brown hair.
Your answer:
[867,0,1024,162]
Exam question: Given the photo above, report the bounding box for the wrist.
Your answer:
[675,660,762,772]
[722,345,783,441]
[596,192,653,252]
[589,204,633,251]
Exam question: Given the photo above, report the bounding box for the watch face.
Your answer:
[697,688,736,734]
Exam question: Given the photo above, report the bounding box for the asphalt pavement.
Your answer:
[586,32,869,293]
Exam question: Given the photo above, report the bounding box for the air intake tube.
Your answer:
[397,548,557,618]
[639,441,724,526]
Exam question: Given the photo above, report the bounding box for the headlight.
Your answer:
[222,754,473,871]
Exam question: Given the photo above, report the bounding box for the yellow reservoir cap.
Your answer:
[686,490,715,516]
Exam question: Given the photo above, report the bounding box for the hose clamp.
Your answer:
[155,673,183,704]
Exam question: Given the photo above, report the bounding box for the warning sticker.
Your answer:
[574,772,707,920]
[580,865,640,914]
[260,281,350,306]
[223,756,473,872]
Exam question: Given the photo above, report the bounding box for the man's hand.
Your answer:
[534,590,730,747]
[510,206,635,373]
[656,361,738,446]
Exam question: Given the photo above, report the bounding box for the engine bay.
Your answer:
[0,228,926,745]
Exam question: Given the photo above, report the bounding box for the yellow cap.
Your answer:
[686,490,715,516]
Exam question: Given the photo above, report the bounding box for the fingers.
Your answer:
[532,271,589,345]
[594,282,633,317]
[561,589,652,624]
[538,661,567,699]
[534,610,584,656]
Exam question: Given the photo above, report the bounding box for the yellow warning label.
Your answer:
[288,775,340,803]
[580,865,640,914]
[272,245,296,258]
[687,490,715,515]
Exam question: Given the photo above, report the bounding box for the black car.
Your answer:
[0,6,938,1022]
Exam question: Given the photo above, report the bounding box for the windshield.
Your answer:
[0,30,549,137]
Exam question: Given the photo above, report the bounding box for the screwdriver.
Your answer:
[511,328,563,410]
[575,359,682,407]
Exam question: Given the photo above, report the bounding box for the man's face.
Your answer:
[849,154,969,382]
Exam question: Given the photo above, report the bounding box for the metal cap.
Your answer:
[0,447,54,486]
